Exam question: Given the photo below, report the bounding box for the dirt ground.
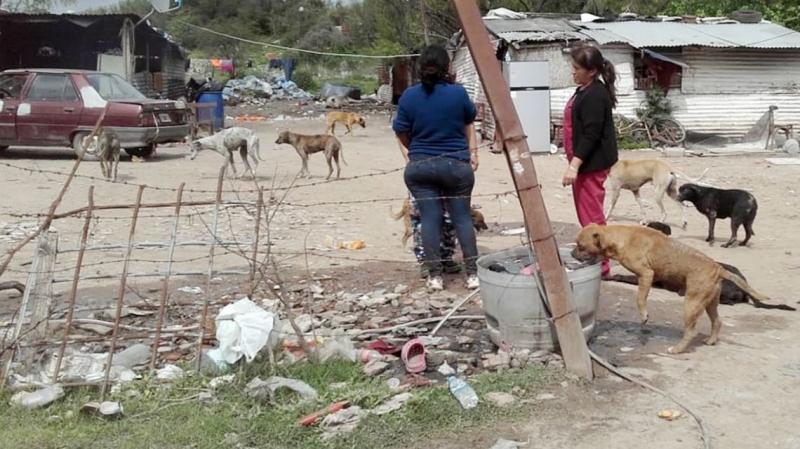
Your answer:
[1,110,799,448]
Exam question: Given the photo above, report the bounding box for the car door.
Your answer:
[16,73,84,145]
[0,73,30,143]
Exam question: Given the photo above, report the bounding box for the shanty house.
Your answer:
[0,12,187,99]
[450,13,800,141]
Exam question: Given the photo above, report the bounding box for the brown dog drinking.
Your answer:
[571,223,780,354]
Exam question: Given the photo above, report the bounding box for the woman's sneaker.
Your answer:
[427,276,444,292]
[466,275,480,290]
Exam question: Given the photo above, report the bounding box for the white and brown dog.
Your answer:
[189,127,262,178]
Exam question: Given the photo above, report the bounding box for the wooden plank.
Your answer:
[1,230,58,384]
[451,0,593,379]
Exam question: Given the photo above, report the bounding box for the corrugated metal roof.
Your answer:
[572,20,800,49]
[484,17,585,43]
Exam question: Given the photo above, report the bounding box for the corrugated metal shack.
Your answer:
[450,13,800,139]
[0,12,187,100]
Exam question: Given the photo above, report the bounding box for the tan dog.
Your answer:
[605,159,707,227]
[325,111,366,136]
[390,198,489,248]
[275,131,346,180]
[571,223,776,354]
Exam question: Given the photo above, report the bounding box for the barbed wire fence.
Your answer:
[0,138,551,394]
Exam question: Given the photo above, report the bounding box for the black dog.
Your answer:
[677,183,757,248]
[645,221,672,235]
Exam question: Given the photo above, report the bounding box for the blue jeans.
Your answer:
[404,155,478,277]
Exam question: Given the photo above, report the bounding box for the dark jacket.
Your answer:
[570,79,618,173]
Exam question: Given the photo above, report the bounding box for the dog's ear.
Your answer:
[591,230,605,250]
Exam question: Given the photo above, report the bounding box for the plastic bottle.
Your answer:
[447,375,479,409]
[360,349,384,363]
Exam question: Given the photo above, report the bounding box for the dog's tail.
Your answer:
[390,199,409,220]
[718,269,775,304]
[250,134,262,162]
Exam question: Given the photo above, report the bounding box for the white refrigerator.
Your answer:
[502,61,551,154]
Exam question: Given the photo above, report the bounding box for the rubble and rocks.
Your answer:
[222,72,314,106]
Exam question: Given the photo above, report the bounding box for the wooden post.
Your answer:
[0,230,58,385]
[451,0,593,379]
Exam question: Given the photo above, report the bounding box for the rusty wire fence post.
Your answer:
[195,166,226,371]
[249,187,265,298]
[102,185,146,398]
[52,186,95,382]
[150,183,186,372]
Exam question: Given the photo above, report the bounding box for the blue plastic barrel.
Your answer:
[196,91,225,130]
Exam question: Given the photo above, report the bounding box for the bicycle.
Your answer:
[614,114,686,147]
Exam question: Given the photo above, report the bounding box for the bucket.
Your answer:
[196,91,225,130]
[477,246,602,351]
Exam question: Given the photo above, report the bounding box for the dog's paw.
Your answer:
[667,346,677,354]
[639,311,649,325]
[703,337,718,346]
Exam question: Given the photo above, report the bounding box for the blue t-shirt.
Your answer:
[392,82,477,161]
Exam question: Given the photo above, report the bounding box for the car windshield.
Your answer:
[85,73,146,100]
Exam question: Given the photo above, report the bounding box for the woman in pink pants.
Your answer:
[561,45,619,278]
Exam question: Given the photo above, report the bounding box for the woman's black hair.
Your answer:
[418,44,451,94]
[571,44,618,108]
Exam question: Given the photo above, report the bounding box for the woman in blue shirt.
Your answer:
[393,44,480,292]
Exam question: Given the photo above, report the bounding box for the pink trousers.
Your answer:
[572,169,610,277]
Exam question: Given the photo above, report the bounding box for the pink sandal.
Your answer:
[401,338,427,374]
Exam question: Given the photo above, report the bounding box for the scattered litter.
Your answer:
[319,393,411,439]
[320,406,364,439]
[215,297,277,364]
[491,438,528,449]
[387,377,401,389]
[437,362,456,376]
[209,374,236,389]
[178,286,203,294]
[339,240,366,250]
[10,385,64,409]
[156,364,184,381]
[371,392,412,415]
[199,348,229,374]
[112,344,152,368]
[658,409,682,421]
[448,376,479,409]
[245,376,318,403]
[82,401,124,418]
[620,347,634,353]
[500,227,526,236]
[299,400,350,426]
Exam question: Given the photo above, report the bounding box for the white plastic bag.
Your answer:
[215,297,275,364]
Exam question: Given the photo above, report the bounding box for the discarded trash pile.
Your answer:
[223,72,315,105]
[3,281,563,438]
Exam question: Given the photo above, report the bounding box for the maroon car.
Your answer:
[0,68,189,158]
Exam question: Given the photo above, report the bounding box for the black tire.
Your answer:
[730,10,762,23]
[72,132,98,160]
[125,143,156,158]
[0,145,9,152]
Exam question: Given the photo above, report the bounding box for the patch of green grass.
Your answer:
[617,136,652,150]
[0,360,562,449]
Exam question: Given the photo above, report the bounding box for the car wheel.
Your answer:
[125,143,156,159]
[72,132,98,160]
[0,145,9,152]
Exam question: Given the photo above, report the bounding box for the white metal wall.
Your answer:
[682,48,800,94]
[456,40,800,139]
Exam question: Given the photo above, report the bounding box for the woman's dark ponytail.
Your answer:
[602,59,618,108]
[418,44,451,94]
